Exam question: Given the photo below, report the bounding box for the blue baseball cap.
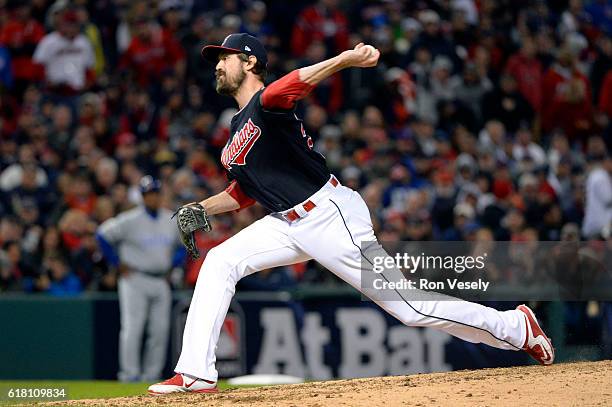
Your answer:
[139,175,161,194]
[201,33,268,67]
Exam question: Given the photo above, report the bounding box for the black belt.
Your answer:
[137,270,167,278]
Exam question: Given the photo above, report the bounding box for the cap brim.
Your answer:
[201,45,242,63]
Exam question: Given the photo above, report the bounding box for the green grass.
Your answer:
[0,380,234,404]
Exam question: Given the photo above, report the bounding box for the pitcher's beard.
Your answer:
[216,70,246,96]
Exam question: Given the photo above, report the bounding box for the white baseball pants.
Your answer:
[175,177,526,381]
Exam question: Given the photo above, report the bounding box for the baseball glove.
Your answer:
[172,203,212,259]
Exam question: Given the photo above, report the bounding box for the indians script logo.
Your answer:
[221,118,262,169]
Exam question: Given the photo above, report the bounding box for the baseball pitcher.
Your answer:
[149,34,554,394]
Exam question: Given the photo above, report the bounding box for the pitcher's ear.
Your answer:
[246,55,259,70]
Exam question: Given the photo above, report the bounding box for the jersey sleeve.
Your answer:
[32,35,51,64]
[225,180,256,210]
[97,214,127,244]
[260,70,314,111]
[95,231,120,267]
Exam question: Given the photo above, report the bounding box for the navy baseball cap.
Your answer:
[139,175,161,194]
[201,33,268,67]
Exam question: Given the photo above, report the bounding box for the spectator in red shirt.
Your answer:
[159,1,187,78]
[120,17,185,88]
[118,87,168,142]
[291,0,349,57]
[541,48,593,141]
[65,174,98,216]
[0,92,19,137]
[57,208,97,252]
[599,70,612,118]
[0,2,45,98]
[505,35,543,112]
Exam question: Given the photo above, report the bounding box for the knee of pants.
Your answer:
[119,303,147,330]
[148,318,171,339]
[120,316,146,339]
[198,245,244,285]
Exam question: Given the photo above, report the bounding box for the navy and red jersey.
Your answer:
[222,71,330,212]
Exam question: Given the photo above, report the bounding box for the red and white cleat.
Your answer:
[517,304,555,365]
[148,374,218,395]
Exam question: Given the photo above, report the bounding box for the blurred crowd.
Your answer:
[0,0,611,294]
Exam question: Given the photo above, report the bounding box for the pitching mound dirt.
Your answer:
[43,360,611,406]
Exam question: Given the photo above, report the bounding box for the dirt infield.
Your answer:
[45,360,611,407]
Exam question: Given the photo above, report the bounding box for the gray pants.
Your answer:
[118,272,171,382]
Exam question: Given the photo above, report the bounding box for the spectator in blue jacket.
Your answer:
[37,253,82,296]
